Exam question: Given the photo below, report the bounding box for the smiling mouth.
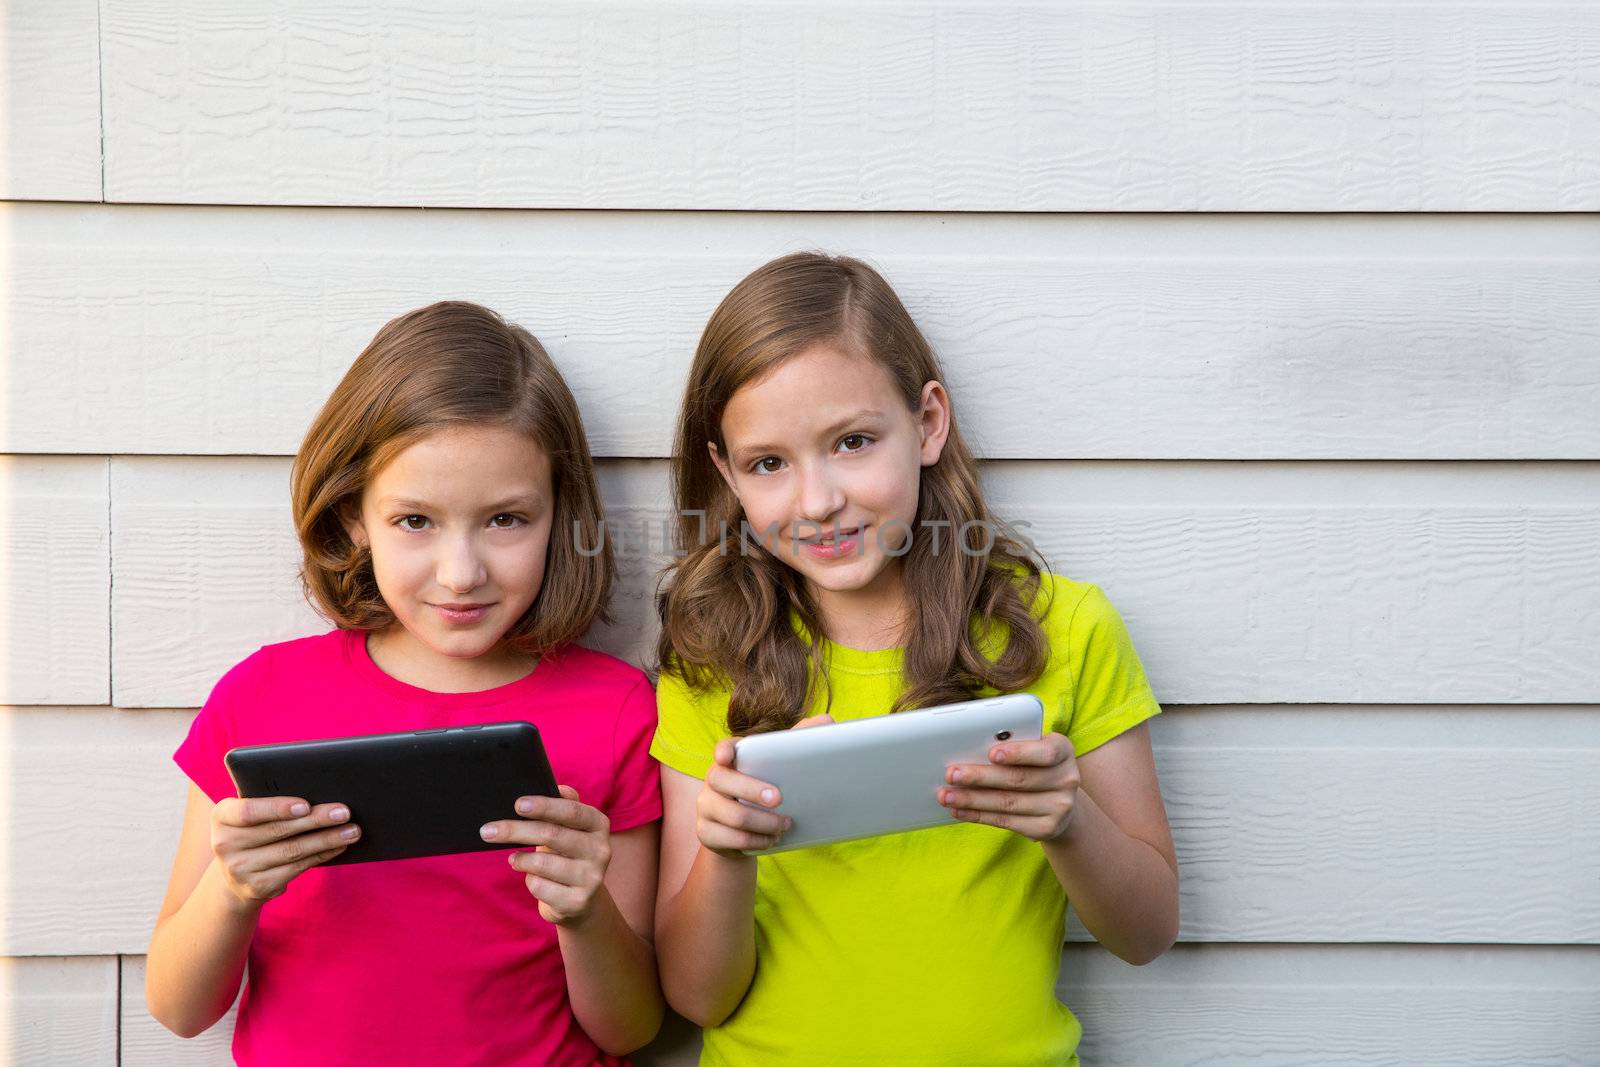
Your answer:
[798,526,863,544]
[432,603,495,623]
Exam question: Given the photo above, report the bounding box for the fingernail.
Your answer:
[329,807,349,822]
[992,749,1008,763]
[949,769,966,784]
[340,826,360,840]
[290,802,310,817]
[761,789,777,805]
[480,824,499,840]
[516,798,535,815]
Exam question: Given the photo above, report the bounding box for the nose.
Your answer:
[795,459,845,528]
[436,531,488,594]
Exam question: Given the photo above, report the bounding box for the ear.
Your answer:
[707,441,739,498]
[917,380,952,467]
[338,500,370,549]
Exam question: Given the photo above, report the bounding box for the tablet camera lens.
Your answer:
[996,731,1011,741]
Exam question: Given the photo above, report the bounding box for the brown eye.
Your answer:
[400,515,428,531]
[840,433,868,451]
[489,513,521,529]
[756,457,783,474]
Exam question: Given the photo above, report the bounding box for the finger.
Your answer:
[481,818,603,860]
[523,873,588,916]
[251,844,350,890]
[479,819,585,854]
[947,806,1036,834]
[708,761,783,808]
[557,785,581,803]
[989,733,1074,768]
[509,793,607,832]
[256,824,362,870]
[705,790,791,836]
[938,786,1060,818]
[699,819,784,854]
[712,737,739,768]
[508,849,597,890]
[222,802,353,850]
[943,761,1060,791]
[791,714,833,730]
[216,796,312,828]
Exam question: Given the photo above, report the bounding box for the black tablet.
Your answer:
[224,721,560,865]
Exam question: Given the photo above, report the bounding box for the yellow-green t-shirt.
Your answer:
[651,573,1163,1067]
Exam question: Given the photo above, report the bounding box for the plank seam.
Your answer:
[106,457,115,705]
[95,0,105,203]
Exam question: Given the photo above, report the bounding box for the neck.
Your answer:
[365,628,539,694]
[809,562,911,652]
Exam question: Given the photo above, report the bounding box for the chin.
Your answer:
[803,557,890,593]
[418,629,503,661]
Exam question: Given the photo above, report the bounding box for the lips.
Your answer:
[799,526,862,544]
[432,602,494,624]
[799,526,863,559]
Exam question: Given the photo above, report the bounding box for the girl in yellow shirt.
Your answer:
[652,252,1180,1066]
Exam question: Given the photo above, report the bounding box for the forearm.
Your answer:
[558,886,663,1056]
[656,848,758,1026]
[145,860,259,1037]
[1041,788,1180,965]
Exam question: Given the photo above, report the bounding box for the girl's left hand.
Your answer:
[938,732,1081,842]
[481,785,612,927]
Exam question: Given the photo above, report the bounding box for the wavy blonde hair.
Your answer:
[291,300,613,656]
[656,253,1049,735]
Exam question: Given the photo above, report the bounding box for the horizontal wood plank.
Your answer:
[0,956,116,1066]
[1061,943,1600,1066]
[6,204,1599,459]
[1,707,189,955]
[0,0,102,200]
[109,459,321,710]
[7,704,1596,953]
[100,2,1600,210]
[1067,705,1600,944]
[110,457,1600,708]
[0,457,108,704]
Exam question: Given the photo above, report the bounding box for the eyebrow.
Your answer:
[377,494,542,512]
[732,409,887,461]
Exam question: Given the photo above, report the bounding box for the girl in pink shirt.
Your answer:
[146,301,664,1066]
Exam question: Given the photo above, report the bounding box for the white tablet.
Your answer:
[732,693,1045,854]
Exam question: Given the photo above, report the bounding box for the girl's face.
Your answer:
[710,343,950,634]
[342,424,554,681]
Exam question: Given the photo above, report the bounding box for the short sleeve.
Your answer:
[174,648,271,803]
[649,668,732,780]
[604,675,664,833]
[1061,584,1163,757]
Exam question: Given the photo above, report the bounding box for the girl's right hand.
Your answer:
[209,797,360,908]
[695,714,832,858]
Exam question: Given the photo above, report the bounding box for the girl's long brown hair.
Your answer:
[656,252,1049,735]
[291,300,613,656]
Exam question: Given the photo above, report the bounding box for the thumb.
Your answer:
[558,785,581,803]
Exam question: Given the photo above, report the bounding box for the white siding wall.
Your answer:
[4,2,1598,1064]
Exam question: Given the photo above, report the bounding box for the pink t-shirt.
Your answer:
[174,629,662,1067]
